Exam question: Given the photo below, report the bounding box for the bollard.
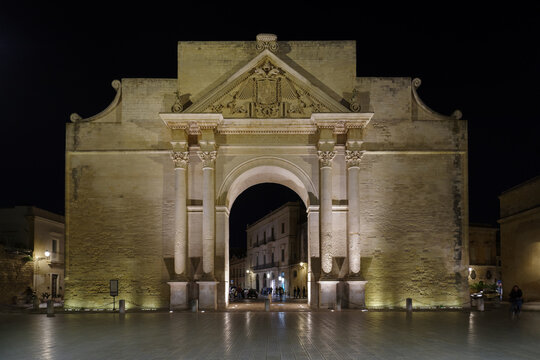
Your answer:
[265,298,270,312]
[47,300,55,317]
[119,299,125,314]
[191,299,199,312]
[477,297,484,312]
[406,298,413,312]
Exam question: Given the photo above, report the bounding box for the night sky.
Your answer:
[1,4,538,250]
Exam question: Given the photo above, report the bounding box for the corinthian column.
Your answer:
[171,151,189,279]
[318,150,336,275]
[198,150,217,278]
[346,150,364,276]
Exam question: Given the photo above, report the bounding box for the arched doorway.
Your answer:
[227,182,308,309]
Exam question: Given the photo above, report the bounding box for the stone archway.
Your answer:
[162,110,372,310]
[217,161,316,308]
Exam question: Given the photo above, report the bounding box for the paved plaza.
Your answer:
[1,307,539,359]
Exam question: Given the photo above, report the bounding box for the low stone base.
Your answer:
[168,281,189,310]
[347,280,368,308]
[318,280,339,309]
[197,281,219,310]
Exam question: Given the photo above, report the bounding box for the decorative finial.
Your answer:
[256,33,278,52]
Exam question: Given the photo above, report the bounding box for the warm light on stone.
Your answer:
[65,37,468,310]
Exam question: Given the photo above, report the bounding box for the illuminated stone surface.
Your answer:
[65,36,468,310]
[499,177,540,301]
[1,310,540,359]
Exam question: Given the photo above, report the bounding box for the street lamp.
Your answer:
[44,250,50,258]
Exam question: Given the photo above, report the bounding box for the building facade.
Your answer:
[245,202,307,296]
[0,206,65,304]
[65,35,469,310]
[229,253,246,290]
[499,176,540,302]
[468,224,499,287]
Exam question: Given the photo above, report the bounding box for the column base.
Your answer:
[168,281,189,310]
[346,280,368,308]
[197,281,219,310]
[318,280,339,309]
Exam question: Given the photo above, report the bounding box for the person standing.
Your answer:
[497,280,503,301]
[509,285,523,315]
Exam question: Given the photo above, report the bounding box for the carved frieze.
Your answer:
[200,58,332,119]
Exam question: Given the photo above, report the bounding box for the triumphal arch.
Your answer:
[65,35,469,310]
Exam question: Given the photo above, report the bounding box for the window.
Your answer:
[271,253,274,263]
[263,231,266,241]
[293,270,297,278]
[281,223,285,233]
[271,227,274,239]
[281,249,285,262]
[264,255,266,264]
[256,255,259,266]
[52,239,58,253]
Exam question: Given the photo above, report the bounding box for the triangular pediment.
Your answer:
[185,50,350,118]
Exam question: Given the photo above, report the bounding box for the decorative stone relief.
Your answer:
[345,150,364,168]
[201,58,331,118]
[349,88,361,112]
[317,151,337,167]
[256,33,279,52]
[171,151,189,169]
[171,91,184,113]
[198,151,217,168]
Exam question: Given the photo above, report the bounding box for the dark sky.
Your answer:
[1,4,539,247]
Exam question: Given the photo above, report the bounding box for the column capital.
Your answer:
[198,151,217,168]
[171,151,190,169]
[345,150,365,168]
[317,150,336,168]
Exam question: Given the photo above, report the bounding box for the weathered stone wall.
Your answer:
[0,248,34,305]
[500,176,540,301]
[359,152,468,307]
[65,152,175,309]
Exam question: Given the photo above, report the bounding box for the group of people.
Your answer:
[293,286,306,299]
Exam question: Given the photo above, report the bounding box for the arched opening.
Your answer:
[227,182,309,310]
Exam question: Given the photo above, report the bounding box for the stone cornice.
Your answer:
[160,113,223,134]
[160,112,373,135]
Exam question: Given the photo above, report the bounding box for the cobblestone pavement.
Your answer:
[1,308,539,359]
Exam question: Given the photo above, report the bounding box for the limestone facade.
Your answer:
[468,224,499,286]
[245,202,308,296]
[229,253,246,289]
[0,206,65,303]
[499,176,540,301]
[65,35,469,310]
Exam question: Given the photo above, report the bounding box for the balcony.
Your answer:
[253,261,278,270]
